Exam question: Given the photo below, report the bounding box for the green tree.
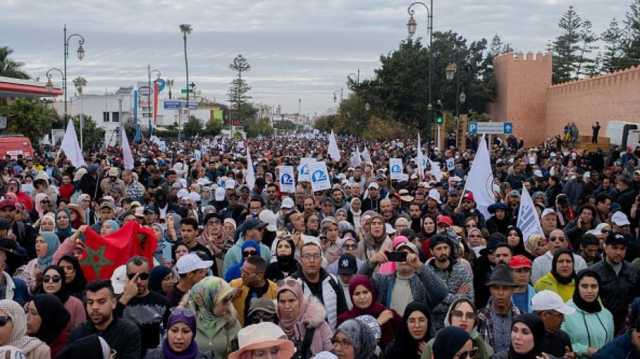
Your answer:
[72,76,88,95]
[488,34,514,57]
[600,18,627,72]
[204,117,223,136]
[71,115,104,149]
[183,115,203,137]
[0,98,57,144]
[227,54,252,125]
[575,20,599,77]
[623,0,640,67]
[551,6,596,83]
[0,47,29,79]
[273,119,301,131]
[244,117,273,138]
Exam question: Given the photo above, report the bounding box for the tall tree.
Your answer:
[575,20,599,77]
[227,54,252,124]
[623,0,640,67]
[488,34,514,57]
[72,76,87,95]
[552,6,585,83]
[600,18,627,72]
[0,47,29,79]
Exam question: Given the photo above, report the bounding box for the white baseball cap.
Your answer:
[541,208,556,218]
[612,211,631,226]
[110,265,127,295]
[531,290,576,315]
[428,189,441,204]
[259,210,278,232]
[281,197,295,209]
[176,253,213,274]
[225,179,237,190]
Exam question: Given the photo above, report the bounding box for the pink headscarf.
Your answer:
[276,279,308,338]
[34,193,49,218]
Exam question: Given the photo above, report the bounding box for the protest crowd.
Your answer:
[1,128,640,359]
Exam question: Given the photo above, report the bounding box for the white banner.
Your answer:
[389,158,404,180]
[297,157,315,182]
[429,158,443,181]
[245,147,255,191]
[462,136,495,218]
[310,161,331,192]
[122,129,134,170]
[361,146,372,164]
[61,120,85,168]
[517,187,544,243]
[328,131,341,161]
[350,146,362,167]
[278,166,296,193]
[415,134,427,179]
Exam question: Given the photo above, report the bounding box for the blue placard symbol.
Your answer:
[312,170,327,182]
[391,164,401,173]
[281,173,293,185]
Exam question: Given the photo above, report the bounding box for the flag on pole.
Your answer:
[361,146,372,164]
[246,146,256,191]
[461,135,495,218]
[122,128,134,170]
[350,145,362,167]
[61,120,85,168]
[429,158,443,181]
[416,134,426,178]
[517,186,544,243]
[328,131,341,161]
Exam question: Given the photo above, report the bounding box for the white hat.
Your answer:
[281,196,295,209]
[313,352,338,359]
[612,211,631,226]
[541,208,556,217]
[531,290,576,315]
[189,191,201,203]
[225,179,237,190]
[197,177,212,186]
[229,322,296,359]
[533,169,544,178]
[110,265,127,295]
[427,189,441,204]
[368,182,379,190]
[177,189,190,199]
[176,253,213,274]
[259,210,278,232]
[214,187,226,201]
[594,222,611,233]
[134,207,145,218]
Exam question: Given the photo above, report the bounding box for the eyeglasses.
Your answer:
[0,315,11,327]
[549,236,566,242]
[451,310,477,321]
[243,250,258,257]
[301,253,322,261]
[127,272,149,280]
[43,275,61,283]
[455,348,479,359]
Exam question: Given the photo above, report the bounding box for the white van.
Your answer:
[606,121,638,146]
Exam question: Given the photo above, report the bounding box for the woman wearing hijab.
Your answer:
[385,301,432,359]
[20,232,60,292]
[505,226,532,259]
[332,318,377,359]
[277,278,333,358]
[420,298,493,359]
[65,204,85,229]
[266,236,298,282]
[432,326,474,359]
[336,274,402,347]
[149,266,177,297]
[224,240,260,282]
[144,307,208,359]
[57,255,87,299]
[534,249,575,302]
[491,313,559,359]
[180,276,240,359]
[30,193,50,223]
[25,294,70,357]
[561,269,614,358]
[56,334,112,359]
[55,209,75,241]
[417,216,437,258]
[0,299,50,359]
[35,265,86,329]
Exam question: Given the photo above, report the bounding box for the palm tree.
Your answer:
[73,76,87,95]
[179,24,192,140]
[0,47,29,79]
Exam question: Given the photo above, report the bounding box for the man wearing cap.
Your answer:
[361,238,447,317]
[168,252,211,308]
[476,264,522,353]
[230,256,278,326]
[532,290,576,358]
[246,297,278,325]
[611,210,633,236]
[592,232,640,334]
[427,234,474,332]
[91,200,118,232]
[510,255,536,313]
[615,175,637,214]
[100,167,126,202]
[0,238,28,305]
[540,208,559,236]
[453,191,486,228]
[531,229,587,284]
[0,199,37,259]
[334,254,357,310]
[362,182,381,212]
[223,218,272,275]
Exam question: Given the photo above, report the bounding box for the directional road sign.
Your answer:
[468,121,513,135]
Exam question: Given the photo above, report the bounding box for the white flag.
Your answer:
[121,129,134,170]
[462,136,495,218]
[517,186,544,243]
[61,120,85,168]
[328,131,341,161]
[350,145,362,167]
[278,166,296,193]
[429,158,443,181]
[246,146,256,191]
[416,134,426,178]
[361,146,372,164]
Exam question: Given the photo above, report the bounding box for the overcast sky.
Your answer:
[1,0,632,114]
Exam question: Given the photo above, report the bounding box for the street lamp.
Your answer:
[407,1,433,132]
[445,63,457,81]
[63,25,86,121]
[147,65,161,134]
[45,68,64,90]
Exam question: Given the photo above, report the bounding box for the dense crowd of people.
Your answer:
[0,130,639,359]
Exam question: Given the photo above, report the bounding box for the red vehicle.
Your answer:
[0,135,34,159]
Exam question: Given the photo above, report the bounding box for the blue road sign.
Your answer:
[468,122,478,135]
[163,100,182,109]
[504,122,513,134]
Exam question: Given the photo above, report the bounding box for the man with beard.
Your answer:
[230,256,278,326]
[70,280,141,359]
[427,234,474,332]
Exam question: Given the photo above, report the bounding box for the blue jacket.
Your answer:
[592,332,639,359]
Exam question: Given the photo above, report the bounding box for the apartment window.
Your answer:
[103,112,110,122]
[112,112,120,122]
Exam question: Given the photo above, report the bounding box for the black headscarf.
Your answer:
[572,269,603,313]
[275,237,297,273]
[149,265,173,295]
[508,313,545,359]
[56,334,110,359]
[506,226,529,257]
[38,265,70,303]
[31,294,70,344]
[551,248,575,285]
[58,255,87,297]
[385,301,432,359]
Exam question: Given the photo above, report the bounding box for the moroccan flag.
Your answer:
[80,221,157,281]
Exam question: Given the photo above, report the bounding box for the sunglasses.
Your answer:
[456,348,479,359]
[43,275,61,283]
[243,250,258,257]
[127,272,150,280]
[549,236,566,242]
[0,315,11,327]
[451,310,477,321]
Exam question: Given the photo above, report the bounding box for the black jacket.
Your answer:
[591,259,639,334]
[70,317,142,359]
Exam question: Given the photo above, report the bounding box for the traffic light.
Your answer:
[435,111,444,125]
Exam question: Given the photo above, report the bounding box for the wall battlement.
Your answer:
[549,65,640,93]
[494,52,552,65]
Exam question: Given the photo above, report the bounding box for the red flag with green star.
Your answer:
[80,221,157,281]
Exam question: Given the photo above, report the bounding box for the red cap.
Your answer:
[463,192,474,202]
[436,215,453,227]
[509,255,532,269]
[0,199,16,210]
